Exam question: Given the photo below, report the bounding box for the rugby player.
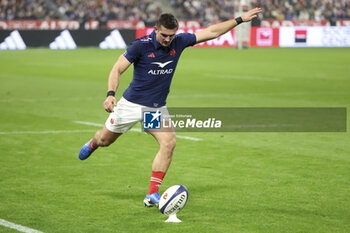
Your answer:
[79,8,262,207]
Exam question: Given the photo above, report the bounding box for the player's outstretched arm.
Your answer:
[195,7,262,44]
[104,54,131,113]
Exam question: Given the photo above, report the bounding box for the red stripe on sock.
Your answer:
[89,139,97,150]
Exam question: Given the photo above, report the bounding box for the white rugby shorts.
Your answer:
[105,97,169,133]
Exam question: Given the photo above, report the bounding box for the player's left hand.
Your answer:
[241,7,262,22]
[104,96,116,113]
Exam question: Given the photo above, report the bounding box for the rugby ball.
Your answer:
[159,185,188,216]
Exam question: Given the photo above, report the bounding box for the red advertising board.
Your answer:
[250,27,279,47]
[136,27,236,47]
[178,20,201,28]
[0,20,145,30]
[107,20,145,29]
[0,20,80,30]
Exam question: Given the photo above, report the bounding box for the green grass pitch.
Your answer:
[0,47,349,233]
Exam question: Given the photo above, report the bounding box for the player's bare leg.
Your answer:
[144,125,176,207]
[79,126,122,160]
[93,126,122,147]
[149,130,176,173]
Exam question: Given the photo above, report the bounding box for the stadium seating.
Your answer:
[1,0,349,23]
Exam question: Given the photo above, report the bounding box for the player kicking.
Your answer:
[79,8,262,207]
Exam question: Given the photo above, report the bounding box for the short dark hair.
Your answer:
[156,13,178,29]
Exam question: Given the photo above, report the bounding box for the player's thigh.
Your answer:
[147,125,176,149]
[105,97,142,134]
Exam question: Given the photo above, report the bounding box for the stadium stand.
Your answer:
[0,0,161,23]
[173,0,350,23]
[0,0,59,20]
[256,0,350,23]
[1,0,349,23]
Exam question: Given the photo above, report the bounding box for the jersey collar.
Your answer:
[151,30,171,51]
[151,30,162,50]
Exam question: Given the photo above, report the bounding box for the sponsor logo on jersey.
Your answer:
[148,69,173,75]
[151,61,173,68]
[148,60,174,75]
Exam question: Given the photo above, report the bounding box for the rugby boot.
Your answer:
[78,139,96,160]
[144,192,160,207]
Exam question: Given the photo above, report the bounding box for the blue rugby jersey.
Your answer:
[122,30,196,107]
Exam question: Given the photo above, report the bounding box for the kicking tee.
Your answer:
[123,30,196,107]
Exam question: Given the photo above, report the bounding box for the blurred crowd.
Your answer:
[174,0,350,23]
[0,0,162,25]
[1,0,350,23]
[171,0,236,24]
[55,0,162,26]
[256,0,350,21]
[0,0,57,20]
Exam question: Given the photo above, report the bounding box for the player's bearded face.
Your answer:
[155,26,177,47]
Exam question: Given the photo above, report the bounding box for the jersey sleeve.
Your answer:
[123,40,141,63]
[177,33,197,49]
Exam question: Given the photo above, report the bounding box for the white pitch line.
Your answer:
[0,218,44,233]
[174,135,201,141]
[204,73,280,82]
[73,121,202,141]
[73,121,103,127]
[0,129,96,135]
[0,97,97,103]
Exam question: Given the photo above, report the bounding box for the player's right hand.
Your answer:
[242,7,262,22]
[104,96,117,113]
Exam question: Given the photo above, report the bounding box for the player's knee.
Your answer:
[97,137,113,147]
[161,137,176,153]
[94,129,119,147]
